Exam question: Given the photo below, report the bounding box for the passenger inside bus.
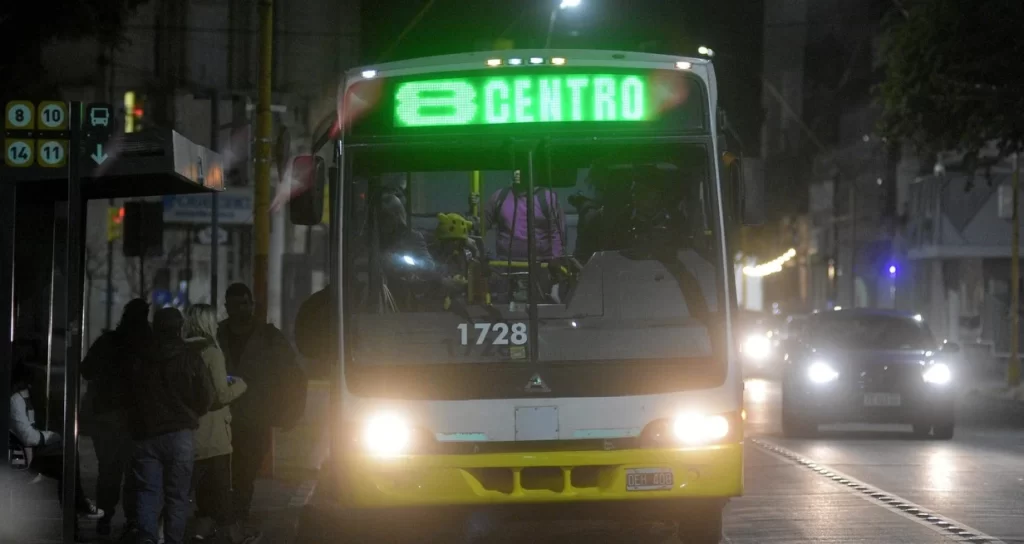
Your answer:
[484,169,566,262]
[373,187,439,311]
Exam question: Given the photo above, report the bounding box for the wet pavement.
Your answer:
[298,377,1024,543]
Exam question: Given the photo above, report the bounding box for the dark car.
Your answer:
[780,309,958,440]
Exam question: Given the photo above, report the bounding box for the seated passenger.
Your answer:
[485,170,566,262]
[377,189,440,310]
[9,364,104,526]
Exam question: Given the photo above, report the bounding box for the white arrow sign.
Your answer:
[90,143,108,165]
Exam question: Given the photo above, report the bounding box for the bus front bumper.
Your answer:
[334,442,744,508]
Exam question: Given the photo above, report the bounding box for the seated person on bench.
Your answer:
[9,363,103,521]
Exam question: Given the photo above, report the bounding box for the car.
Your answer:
[780,309,957,439]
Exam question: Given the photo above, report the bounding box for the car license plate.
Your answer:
[625,468,674,491]
[864,392,901,407]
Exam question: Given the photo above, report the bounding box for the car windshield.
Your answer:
[343,139,725,366]
[808,314,936,351]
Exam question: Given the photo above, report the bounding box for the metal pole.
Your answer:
[544,8,559,49]
[849,184,856,308]
[211,91,220,308]
[139,254,145,299]
[185,226,193,305]
[254,0,274,322]
[61,101,84,544]
[0,179,16,512]
[105,199,114,330]
[1010,152,1020,387]
[526,150,539,361]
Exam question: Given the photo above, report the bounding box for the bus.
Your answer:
[295,48,761,542]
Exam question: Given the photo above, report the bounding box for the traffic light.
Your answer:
[124,91,145,133]
[123,201,164,257]
[107,206,124,241]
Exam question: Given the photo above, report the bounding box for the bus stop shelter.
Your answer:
[2,100,222,542]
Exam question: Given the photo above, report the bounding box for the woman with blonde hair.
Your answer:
[184,304,255,543]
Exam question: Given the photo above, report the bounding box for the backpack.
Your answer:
[494,187,562,252]
[495,186,555,226]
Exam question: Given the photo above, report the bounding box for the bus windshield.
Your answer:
[344,138,726,367]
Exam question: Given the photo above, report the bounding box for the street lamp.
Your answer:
[698,45,715,57]
[546,0,582,49]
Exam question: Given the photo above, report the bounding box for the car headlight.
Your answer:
[672,413,731,445]
[743,335,772,360]
[923,363,951,385]
[363,413,411,456]
[807,361,839,383]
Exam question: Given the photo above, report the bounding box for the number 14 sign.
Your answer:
[4,100,70,169]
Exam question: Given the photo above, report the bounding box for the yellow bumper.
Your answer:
[336,442,744,508]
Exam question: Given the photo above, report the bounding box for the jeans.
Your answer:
[192,454,233,526]
[231,424,271,522]
[92,410,135,523]
[131,430,194,544]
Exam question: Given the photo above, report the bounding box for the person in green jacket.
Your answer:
[184,304,258,543]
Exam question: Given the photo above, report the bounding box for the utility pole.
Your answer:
[254,0,274,322]
[1010,152,1021,387]
[849,183,857,308]
[210,91,220,308]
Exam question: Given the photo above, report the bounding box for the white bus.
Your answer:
[295,48,762,542]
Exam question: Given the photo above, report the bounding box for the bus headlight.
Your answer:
[672,413,731,445]
[742,334,772,360]
[807,361,839,384]
[363,413,411,456]
[923,363,951,385]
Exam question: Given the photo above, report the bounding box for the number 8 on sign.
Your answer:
[5,102,33,129]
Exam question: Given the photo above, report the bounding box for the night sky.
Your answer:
[360,0,764,153]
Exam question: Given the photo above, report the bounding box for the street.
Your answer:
[298,377,1024,543]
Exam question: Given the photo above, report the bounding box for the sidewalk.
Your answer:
[5,380,330,543]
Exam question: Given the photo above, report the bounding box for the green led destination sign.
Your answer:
[394,74,650,128]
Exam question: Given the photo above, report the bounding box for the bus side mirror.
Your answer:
[289,155,326,226]
[739,158,765,226]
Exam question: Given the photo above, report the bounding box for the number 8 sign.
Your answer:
[5,101,34,130]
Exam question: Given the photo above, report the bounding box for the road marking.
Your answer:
[751,437,1006,543]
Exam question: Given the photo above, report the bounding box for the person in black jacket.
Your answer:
[129,308,216,544]
[218,283,303,525]
[81,298,150,536]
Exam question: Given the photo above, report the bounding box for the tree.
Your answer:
[878,0,1024,388]
[877,0,1024,173]
[0,0,146,95]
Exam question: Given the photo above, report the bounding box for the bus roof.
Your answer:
[344,49,715,88]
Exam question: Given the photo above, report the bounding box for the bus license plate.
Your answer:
[626,468,674,491]
[864,392,901,407]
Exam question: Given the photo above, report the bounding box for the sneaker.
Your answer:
[77,501,105,520]
[192,517,216,541]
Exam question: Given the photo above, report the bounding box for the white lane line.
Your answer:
[751,437,1006,544]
